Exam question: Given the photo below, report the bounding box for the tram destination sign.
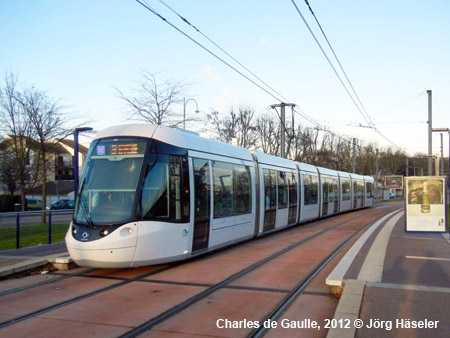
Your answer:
[95,139,146,156]
[405,176,447,232]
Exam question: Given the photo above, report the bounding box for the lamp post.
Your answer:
[183,97,199,130]
[74,127,93,200]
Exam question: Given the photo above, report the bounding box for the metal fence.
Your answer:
[0,210,73,250]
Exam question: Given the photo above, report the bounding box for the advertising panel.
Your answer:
[385,175,404,189]
[405,176,447,232]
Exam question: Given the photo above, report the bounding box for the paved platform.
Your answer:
[327,205,450,338]
[0,242,68,278]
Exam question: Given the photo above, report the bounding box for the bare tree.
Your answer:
[17,85,75,220]
[255,114,280,155]
[0,73,37,209]
[115,70,189,127]
[208,106,258,149]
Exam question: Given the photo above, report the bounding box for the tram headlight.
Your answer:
[100,229,109,237]
[120,227,134,236]
[72,227,77,235]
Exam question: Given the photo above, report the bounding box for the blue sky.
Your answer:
[1,0,449,156]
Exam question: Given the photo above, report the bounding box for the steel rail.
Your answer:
[248,211,393,337]
[0,208,391,332]
[119,209,388,338]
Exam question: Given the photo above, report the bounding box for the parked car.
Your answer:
[26,199,44,211]
[46,199,75,210]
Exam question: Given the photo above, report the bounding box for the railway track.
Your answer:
[0,206,398,337]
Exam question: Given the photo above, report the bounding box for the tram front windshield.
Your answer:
[73,138,147,226]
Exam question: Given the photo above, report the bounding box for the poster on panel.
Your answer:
[405,176,447,232]
[385,175,404,189]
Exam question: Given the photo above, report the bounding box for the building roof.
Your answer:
[27,180,74,196]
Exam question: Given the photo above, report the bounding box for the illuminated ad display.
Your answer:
[385,175,403,189]
[405,176,447,232]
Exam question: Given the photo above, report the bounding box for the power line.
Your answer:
[303,0,374,127]
[291,0,406,153]
[371,91,427,119]
[135,0,284,103]
[135,1,338,140]
[156,0,290,103]
[290,0,373,128]
[136,0,404,153]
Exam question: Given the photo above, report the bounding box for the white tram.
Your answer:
[66,124,374,268]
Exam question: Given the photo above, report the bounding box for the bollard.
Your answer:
[16,213,20,249]
[48,211,52,244]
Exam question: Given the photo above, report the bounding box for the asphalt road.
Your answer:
[0,211,73,229]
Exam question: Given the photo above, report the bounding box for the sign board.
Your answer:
[385,175,403,189]
[405,176,447,232]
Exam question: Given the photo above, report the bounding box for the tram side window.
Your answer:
[341,180,351,200]
[330,178,338,202]
[358,182,364,199]
[234,165,251,215]
[304,174,318,205]
[278,171,288,209]
[213,162,233,218]
[366,182,373,198]
[264,169,276,210]
[193,159,210,218]
[288,172,297,207]
[141,154,189,222]
[213,161,252,218]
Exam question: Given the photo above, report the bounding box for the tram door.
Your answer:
[263,169,276,232]
[322,178,329,216]
[192,159,210,252]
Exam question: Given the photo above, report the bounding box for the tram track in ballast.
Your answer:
[0,206,396,335]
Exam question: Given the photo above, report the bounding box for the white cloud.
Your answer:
[213,87,231,109]
[260,37,282,47]
[193,65,221,84]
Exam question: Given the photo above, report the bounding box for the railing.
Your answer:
[0,210,73,250]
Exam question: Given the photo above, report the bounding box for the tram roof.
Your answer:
[94,124,253,161]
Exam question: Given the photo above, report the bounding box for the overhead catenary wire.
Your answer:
[135,0,284,103]
[303,0,374,127]
[290,0,374,129]
[136,0,405,153]
[371,91,427,119]
[136,0,350,144]
[292,0,406,153]
[156,0,290,103]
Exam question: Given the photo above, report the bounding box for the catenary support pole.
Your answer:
[427,90,432,176]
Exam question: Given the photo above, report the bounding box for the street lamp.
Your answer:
[183,97,199,130]
[432,128,449,177]
[74,127,93,200]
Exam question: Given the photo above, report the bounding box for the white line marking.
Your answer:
[405,255,450,262]
[368,282,450,294]
[325,209,402,287]
[358,211,404,283]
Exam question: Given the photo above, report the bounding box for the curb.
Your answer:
[326,279,366,338]
[0,258,49,278]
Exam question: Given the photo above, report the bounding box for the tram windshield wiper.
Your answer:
[78,180,94,228]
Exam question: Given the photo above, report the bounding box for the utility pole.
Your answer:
[432,127,449,176]
[427,90,432,176]
[281,103,286,158]
[352,138,357,173]
[440,133,444,175]
[375,148,379,201]
[269,103,296,158]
